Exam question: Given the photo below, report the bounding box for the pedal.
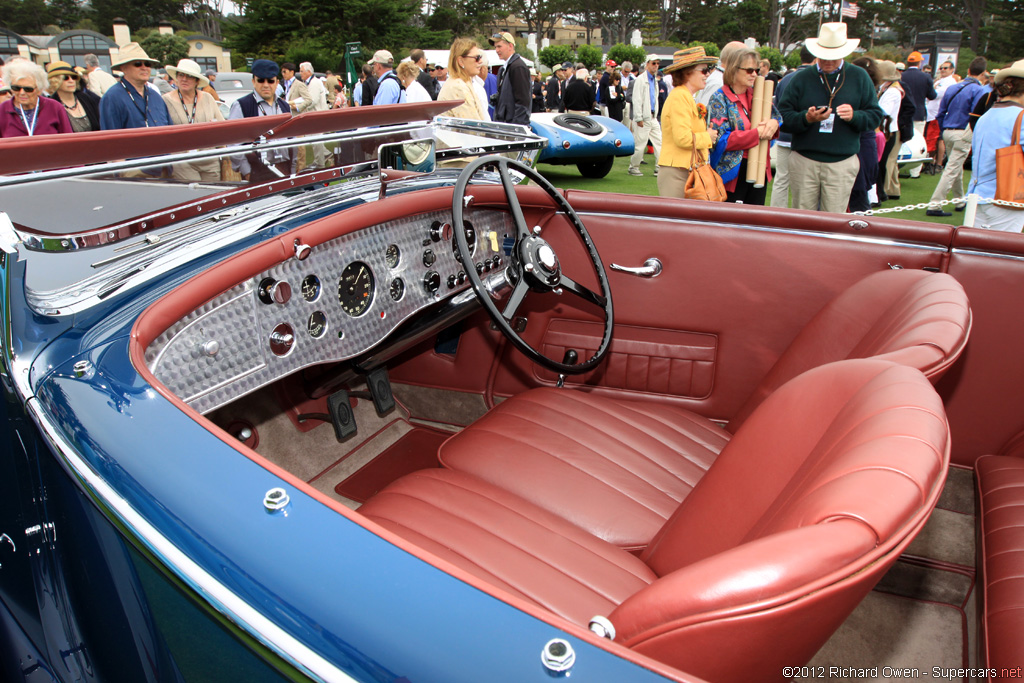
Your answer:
[327,390,357,442]
[365,366,396,416]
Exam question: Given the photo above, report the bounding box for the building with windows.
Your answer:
[0,21,230,73]
[489,16,603,50]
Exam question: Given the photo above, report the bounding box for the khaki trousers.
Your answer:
[629,119,662,172]
[789,152,860,214]
[657,166,690,198]
[930,128,972,205]
[884,132,902,198]
[769,144,792,208]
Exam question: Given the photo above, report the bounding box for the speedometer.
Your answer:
[337,262,374,317]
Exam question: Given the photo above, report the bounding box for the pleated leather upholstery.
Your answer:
[442,269,969,549]
[361,361,950,682]
[976,455,1024,677]
[438,388,727,550]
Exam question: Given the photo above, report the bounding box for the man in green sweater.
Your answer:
[778,23,884,213]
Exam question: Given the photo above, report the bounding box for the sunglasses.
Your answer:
[739,67,758,75]
[701,66,715,75]
[255,77,278,84]
[61,74,79,81]
[463,54,483,62]
[11,85,36,93]
[131,62,151,68]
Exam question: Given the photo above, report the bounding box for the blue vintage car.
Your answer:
[0,101,1019,682]
[531,112,634,178]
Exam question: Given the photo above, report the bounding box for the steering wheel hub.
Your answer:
[520,236,562,288]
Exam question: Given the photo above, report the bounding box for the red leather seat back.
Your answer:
[727,269,970,432]
[610,360,950,681]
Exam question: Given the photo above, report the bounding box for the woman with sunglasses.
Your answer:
[707,47,781,204]
[162,59,225,181]
[437,38,488,120]
[657,47,720,198]
[46,61,100,133]
[0,59,72,137]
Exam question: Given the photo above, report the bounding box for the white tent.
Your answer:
[403,49,533,69]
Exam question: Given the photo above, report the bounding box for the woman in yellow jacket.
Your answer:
[658,47,720,198]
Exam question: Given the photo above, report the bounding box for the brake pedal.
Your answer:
[327,389,357,442]
[365,366,396,416]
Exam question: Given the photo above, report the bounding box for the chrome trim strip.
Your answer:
[951,247,1024,262]
[24,397,358,683]
[578,212,950,253]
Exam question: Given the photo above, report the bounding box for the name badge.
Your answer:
[819,113,836,134]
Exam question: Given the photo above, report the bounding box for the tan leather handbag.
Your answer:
[684,132,727,202]
[995,109,1024,209]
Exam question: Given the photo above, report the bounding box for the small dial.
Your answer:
[390,277,406,301]
[338,261,375,317]
[301,275,321,302]
[385,244,401,268]
[307,311,327,338]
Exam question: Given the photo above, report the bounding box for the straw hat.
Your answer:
[995,59,1024,85]
[46,60,77,79]
[877,60,902,82]
[165,58,209,88]
[111,42,159,69]
[663,47,718,74]
[805,23,860,60]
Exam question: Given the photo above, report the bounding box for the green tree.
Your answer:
[606,43,647,68]
[576,43,602,71]
[538,44,573,69]
[0,0,54,33]
[47,0,82,30]
[141,32,191,65]
[757,46,783,71]
[90,0,184,34]
[686,40,719,57]
[284,37,342,73]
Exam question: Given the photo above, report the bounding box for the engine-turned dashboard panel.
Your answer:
[145,208,513,413]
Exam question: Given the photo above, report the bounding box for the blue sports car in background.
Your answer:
[531,113,634,178]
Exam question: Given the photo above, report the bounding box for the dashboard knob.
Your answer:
[258,278,292,305]
[423,271,441,293]
[269,323,295,356]
[200,340,220,357]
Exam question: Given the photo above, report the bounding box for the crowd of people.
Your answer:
[0,28,1021,231]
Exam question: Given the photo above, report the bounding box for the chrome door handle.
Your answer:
[609,257,662,278]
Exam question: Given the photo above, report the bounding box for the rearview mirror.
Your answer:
[378,138,436,178]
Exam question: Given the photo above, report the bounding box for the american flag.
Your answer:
[841,0,860,18]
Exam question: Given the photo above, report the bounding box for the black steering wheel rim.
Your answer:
[452,156,613,375]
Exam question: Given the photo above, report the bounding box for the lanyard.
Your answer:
[177,90,198,124]
[255,93,276,116]
[726,86,750,121]
[121,81,150,127]
[818,68,845,109]
[17,104,38,136]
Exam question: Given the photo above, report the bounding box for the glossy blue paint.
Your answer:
[532,115,635,164]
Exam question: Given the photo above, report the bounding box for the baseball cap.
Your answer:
[605,59,617,67]
[561,62,573,70]
[370,49,393,65]
[646,54,661,64]
[489,32,515,46]
[907,51,923,63]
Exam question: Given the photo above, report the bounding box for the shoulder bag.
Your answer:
[685,132,727,202]
[995,109,1024,209]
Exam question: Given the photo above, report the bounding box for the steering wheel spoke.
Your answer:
[559,274,606,308]
[502,279,530,321]
[452,156,613,375]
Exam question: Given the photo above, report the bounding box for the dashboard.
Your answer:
[144,208,514,414]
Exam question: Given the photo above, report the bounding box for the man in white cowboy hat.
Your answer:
[777,23,883,213]
[627,54,666,177]
[100,42,171,130]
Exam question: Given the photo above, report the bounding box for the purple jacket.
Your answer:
[0,96,72,137]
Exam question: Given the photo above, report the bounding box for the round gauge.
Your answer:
[390,277,405,302]
[454,220,476,262]
[307,311,327,338]
[385,244,401,269]
[301,274,321,302]
[337,261,375,317]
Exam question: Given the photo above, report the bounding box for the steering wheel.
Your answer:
[452,156,613,375]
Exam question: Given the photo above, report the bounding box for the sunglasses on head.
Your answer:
[255,77,277,84]
[11,85,36,93]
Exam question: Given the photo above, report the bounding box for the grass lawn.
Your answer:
[535,150,971,228]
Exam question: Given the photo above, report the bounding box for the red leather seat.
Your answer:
[362,360,950,681]
[440,268,970,548]
[976,455,1024,678]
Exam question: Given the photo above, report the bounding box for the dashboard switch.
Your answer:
[423,271,441,293]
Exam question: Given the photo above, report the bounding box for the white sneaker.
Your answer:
[627,167,643,176]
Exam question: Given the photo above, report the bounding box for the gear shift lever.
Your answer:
[557,349,578,388]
